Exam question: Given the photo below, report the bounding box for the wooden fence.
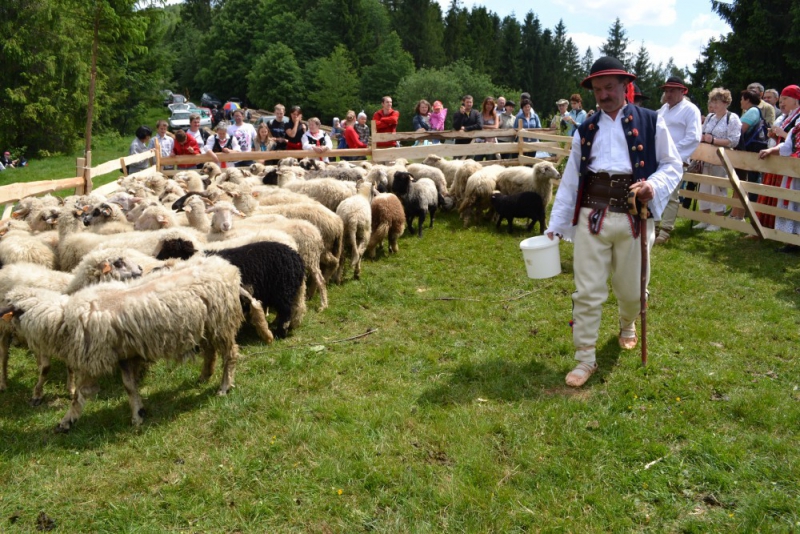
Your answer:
[1,122,798,247]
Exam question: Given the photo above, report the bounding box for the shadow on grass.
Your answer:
[417,338,622,405]
[0,364,233,456]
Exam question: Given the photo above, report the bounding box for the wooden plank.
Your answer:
[760,227,800,246]
[675,207,753,233]
[2,204,13,221]
[747,202,800,222]
[83,150,92,194]
[90,157,125,179]
[682,172,732,188]
[0,177,85,205]
[734,180,800,204]
[119,158,128,177]
[690,143,800,178]
[680,189,743,207]
[718,148,764,238]
[122,149,156,166]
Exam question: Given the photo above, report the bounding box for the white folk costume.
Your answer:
[546,57,683,386]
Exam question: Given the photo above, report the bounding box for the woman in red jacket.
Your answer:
[342,110,366,161]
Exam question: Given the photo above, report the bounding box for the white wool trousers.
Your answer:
[571,207,655,363]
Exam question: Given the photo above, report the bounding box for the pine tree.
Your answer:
[599,18,630,68]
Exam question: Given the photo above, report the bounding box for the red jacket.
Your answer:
[344,125,366,149]
[372,109,399,148]
[173,136,201,168]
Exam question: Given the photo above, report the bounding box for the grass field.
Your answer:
[1,199,798,532]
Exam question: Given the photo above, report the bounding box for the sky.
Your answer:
[436,0,732,70]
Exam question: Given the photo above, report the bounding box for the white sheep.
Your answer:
[84,202,134,234]
[284,178,356,212]
[422,154,460,188]
[450,159,483,205]
[494,161,559,207]
[334,180,374,282]
[3,255,249,430]
[458,164,505,227]
[0,228,58,270]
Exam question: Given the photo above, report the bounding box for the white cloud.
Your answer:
[553,0,677,26]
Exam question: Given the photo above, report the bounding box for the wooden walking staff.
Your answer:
[629,190,649,366]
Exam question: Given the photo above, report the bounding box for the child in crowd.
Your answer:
[172,129,201,169]
[430,101,447,131]
[355,112,370,146]
[128,125,152,174]
[301,117,332,162]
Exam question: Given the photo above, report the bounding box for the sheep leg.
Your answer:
[429,206,437,229]
[217,343,238,396]
[56,372,93,432]
[509,217,516,234]
[289,281,307,331]
[198,343,216,383]
[240,287,274,344]
[0,332,9,392]
[312,266,328,311]
[119,359,146,426]
[417,212,424,238]
[30,352,51,406]
[389,230,400,254]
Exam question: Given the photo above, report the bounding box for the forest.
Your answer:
[1,0,799,158]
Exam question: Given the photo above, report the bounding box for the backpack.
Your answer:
[737,107,768,152]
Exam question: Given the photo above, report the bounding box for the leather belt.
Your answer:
[581,173,636,213]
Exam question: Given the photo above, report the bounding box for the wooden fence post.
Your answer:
[83,151,93,194]
[718,147,765,239]
[370,120,377,155]
[517,119,524,159]
[154,138,162,172]
[76,156,86,195]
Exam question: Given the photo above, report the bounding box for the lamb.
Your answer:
[250,202,344,279]
[252,187,314,207]
[490,191,546,234]
[202,161,223,182]
[366,193,406,258]
[209,241,307,338]
[173,170,207,192]
[495,161,559,208]
[450,159,483,205]
[406,163,448,196]
[0,228,58,270]
[422,154,461,188]
[133,204,181,231]
[334,180,374,282]
[1,255,248,430]
[284,178,356,212]
[365,165,389,192]
[84,202,134,234]
[316,166,367,183]
[391,171,438,238]
[458,165,505,227]
[218,181,259,216]
[262,167,303,187]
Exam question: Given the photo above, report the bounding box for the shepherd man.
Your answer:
[544,56,683,387]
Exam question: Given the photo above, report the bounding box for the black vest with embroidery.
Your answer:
[573,104,658,225]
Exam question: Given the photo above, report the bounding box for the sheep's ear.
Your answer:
[233,208,245,218]
[157,214,169,225]
[201,197,214,206]
[101,260,112,275]
[10,211,21,219]
[82,205,92,213]
[205,206,216,214]
[1,308,18,322]
[252,191,260,198]
[101,206,112,217]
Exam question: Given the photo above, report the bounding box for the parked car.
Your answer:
[201,93,222,109]
[168,102,193,113]
[168,111,193,132]
[168,94,187,106]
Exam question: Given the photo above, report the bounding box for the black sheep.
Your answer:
[157,238,306,338]
[391,171,438,238]
[490,191,546,234]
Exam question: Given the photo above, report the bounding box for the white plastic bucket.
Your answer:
[519,235,561,279]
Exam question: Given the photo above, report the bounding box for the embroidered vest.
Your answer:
[573,104,659,225]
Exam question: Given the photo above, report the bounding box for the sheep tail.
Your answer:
[239,287,274,344]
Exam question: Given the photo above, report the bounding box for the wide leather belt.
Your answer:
[581,173,636,213]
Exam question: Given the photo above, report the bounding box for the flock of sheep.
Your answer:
[0,154,559,431]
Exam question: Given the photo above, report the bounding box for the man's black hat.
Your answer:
[581,56,636,89]
[660,76,688,93]
[632,82,649,101]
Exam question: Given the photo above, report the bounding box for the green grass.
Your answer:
[0,107,167,190]
[1,206,799,532]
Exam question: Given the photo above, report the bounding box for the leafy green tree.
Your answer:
[360,32,415,104]
[395,60,513,131]
[443,0,469,64]
[388,0,445,68]
[710,0,800,103]
[496,16,522,89]
[465,6,501,79]
[305,45,361,121]
[519,12,543,95]
[247,44,306,110]
[688,42,721,112]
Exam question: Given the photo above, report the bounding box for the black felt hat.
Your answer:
[660,76,688,93]
[581,56,636,89]
[632,82,649,101]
